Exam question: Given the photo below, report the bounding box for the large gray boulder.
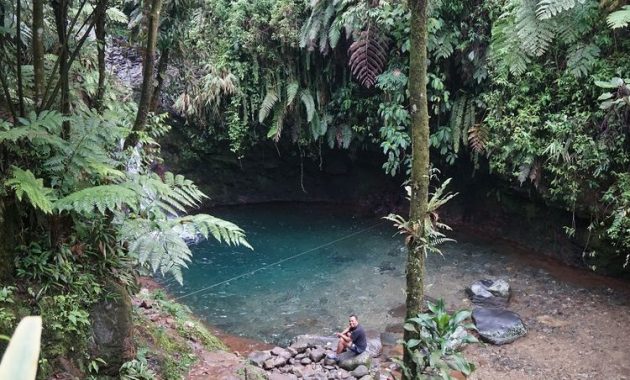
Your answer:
[90,282,133,375]
[248,350,272,367]
[338,350,372,371]
[472,307,527,345]
[466,279,511,308]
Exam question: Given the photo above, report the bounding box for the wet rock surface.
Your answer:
[472,308,527,345]
[466,278,511,308]
[247,334,386,379]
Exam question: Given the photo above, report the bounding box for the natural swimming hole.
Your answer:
[161,202,534,346]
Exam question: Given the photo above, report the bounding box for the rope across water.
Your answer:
[172,220,386,301]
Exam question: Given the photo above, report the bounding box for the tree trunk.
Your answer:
[0,199,18,283]
[95,0,108,111]
[403,0,430,378]
[32,0,45,107]
[149,47,169,112]
[128,0,163,148]
[16,0,25,116]
[51,0,70,137]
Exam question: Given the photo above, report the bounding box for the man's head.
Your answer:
[349,314,359,329]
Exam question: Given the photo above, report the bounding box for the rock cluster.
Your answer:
[467,278,527,345]
[248,334,383,380]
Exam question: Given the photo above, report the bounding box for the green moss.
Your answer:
[131,288,230,379]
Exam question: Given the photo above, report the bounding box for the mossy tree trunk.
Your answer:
[128,0,164,148]
[403,0,430,378]
[32,0,45,107]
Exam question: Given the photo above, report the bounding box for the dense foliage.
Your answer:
[0,0,249,375]
[163,0,630,273]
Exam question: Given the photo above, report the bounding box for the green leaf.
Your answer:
[286,82,299,107]
[607,5,630,29]
[106,7,128,24]
[300,90,315,123]
[55,184,138,214]
[595,78,624,88]
[258,90,279,123]
[5,167,56,214]
[0,316,42,380]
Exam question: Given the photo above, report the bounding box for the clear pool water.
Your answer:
[161,203,538,345]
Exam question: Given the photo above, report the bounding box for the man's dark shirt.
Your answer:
[350,324,367,352]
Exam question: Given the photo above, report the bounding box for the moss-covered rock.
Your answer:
[90,281,134,375]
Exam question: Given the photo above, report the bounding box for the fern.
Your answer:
[384,178,457,255]
[286,81,299,107]
[536,0,585,19]
[106,7,128,24]
[348,26,389,88]
[5,167,56,214]
[55,184,139,214]
[300,90,316,123]
[607,5,630,29]
[121,214,251,284]
[516,1,556,56]
[468,125,488,153]
[258,90,279,123]
[490,13,532,75]
[566,43,600,77]
[449,96,477,153]
[0,111,65,150]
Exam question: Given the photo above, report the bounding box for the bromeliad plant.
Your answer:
[395,299,479,380]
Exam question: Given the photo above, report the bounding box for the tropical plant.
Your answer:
[0,316,42,380]
[394,299,478,380]
[385,177,457,256]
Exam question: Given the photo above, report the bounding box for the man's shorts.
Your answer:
[349,343,365,354]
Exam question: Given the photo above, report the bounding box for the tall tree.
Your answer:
[129,0,164,147]
[403,0,430,378]
[32,0,45,106]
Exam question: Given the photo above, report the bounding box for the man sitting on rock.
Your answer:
[328,314,367,361]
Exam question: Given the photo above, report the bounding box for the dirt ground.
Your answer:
[462,258,630,380]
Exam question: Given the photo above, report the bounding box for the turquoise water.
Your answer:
[163,203,408,344]
[162,202,545,345]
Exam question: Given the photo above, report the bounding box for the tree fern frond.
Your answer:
[180,214,252,249]
[55,184,138,214]
[607,5,630,29]
[490,13,532,75]
[5,167,56,214]
[258,90,279,123]
[536,0,584,19]
[106,6,128,24]
[566,43,600,77]
[348,27,389,88]
[328,20,342,48]
[516,2,556,56]
[468,125,488,153]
